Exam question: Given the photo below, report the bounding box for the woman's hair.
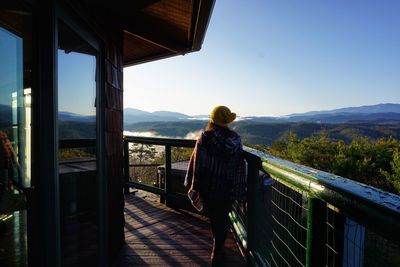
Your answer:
[206,121,233,132]
[206,121,216,131]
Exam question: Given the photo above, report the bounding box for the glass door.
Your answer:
[57,19,100,266]
[0,4,32,266]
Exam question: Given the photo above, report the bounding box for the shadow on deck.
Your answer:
[114,194,247,266]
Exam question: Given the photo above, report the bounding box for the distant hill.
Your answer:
[233,121,400,144]
[123,103,400,125]
[251,103,400,124]
[124,108,152,116]
[122,104,400,144]
[59,111,95,122]
[125,120,400,145]
[124,108,189,124]
[287,103,400,117]
[285,103,400,123]
[58,111,95,139]
[152,110,189,118]
[283,112,400,124]
[59,121,96,139]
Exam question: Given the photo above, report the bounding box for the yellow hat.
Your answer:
[210,105,236,127]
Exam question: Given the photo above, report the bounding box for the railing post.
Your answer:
[306,198,314,267]
[123,140,130,194]
[164,144,172,206]
[246,155,262,263]
[307,198,327,267]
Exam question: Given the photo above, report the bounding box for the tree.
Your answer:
[266,135,400,195]
[129,143,157,164]
[381,148,400,193]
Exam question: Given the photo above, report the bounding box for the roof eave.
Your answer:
[122,0,215,67]
[190,0,215,51]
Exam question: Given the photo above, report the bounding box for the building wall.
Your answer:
[30,1,127,264]
[65,1,126,262]
[104,40,125,262]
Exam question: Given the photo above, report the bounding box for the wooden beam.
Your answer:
[123,49,177,67]
[123,11,189,55]
[124,30,183,55]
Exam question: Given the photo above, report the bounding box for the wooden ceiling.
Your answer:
[80,0,215,67]
[122,0,215,66]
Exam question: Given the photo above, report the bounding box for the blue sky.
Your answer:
[58,51,96,115]
[0,28,21,106]
[124,1,400,117]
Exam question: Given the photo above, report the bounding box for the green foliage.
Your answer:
[380,148,400,193]
[171,147,193,162]
[59,148,95,160]
[267,133,400,194]
[128,143,158,186]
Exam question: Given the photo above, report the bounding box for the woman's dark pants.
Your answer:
[205,198,232,261]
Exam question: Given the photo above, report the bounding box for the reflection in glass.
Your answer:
[58,50,96,141]
[57,21,98,266]
[0,5,32,266]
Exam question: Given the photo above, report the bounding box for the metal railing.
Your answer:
[123,136,400,267]
[242,146,400,267]
[123,136,195,208]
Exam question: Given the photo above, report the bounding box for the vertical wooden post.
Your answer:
[123,140,130,194]
[165,144,172,206]
[32,0,61,265]
[246,156,262,261]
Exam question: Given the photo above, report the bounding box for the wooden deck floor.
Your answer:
[114,194,247,266]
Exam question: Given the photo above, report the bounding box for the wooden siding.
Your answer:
[105,40,125,263]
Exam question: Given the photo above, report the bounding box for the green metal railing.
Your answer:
[123,136,400,267]
[242,146,400,267]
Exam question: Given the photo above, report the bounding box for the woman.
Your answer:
[185,105,246,266]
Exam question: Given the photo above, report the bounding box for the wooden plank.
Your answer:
[114,194,247,266]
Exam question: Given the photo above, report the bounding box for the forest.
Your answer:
[253,133,400,195]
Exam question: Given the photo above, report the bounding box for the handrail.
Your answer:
[59,138,96,149]
[123,136,400,267]
[124,135,196,147]
[123,135,195,207]
[244,146,400,241]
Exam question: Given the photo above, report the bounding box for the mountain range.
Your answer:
[124,108,189,124]
[1,103,399,144]
[59,111,95,122]
[124,103,400,125]
[3,103,397,124]
[1,103,395,144]
[122,103,400,144]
